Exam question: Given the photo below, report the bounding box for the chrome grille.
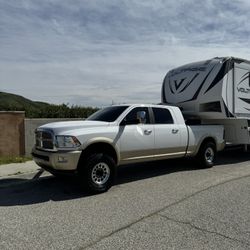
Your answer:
[35,130,54,150]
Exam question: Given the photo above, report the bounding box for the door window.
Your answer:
[152,107,174,124]
[123,107,150,124]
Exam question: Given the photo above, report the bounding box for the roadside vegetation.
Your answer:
[21,103,98,118]
[0,156,32,165]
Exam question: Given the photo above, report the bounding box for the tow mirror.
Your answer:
[120,110,147,126]
[137,111,146,124]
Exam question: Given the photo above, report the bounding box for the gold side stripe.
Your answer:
[123,151,189,161]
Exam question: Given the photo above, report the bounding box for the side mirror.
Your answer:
[137,111,146,124]
[120,111,147,126]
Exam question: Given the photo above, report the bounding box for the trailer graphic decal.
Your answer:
[174,78,186,91]
[238,72,250,86]
[237,88,250,94]
[223,101,235,117]
[239,97,250,104]
[184,64,216,102]
[162,57,250,120]
[169,73,199,94]
[179,73,199,93]
[204,60,231,94]
[237,72,250,94]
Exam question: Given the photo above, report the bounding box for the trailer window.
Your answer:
[199,102,221,112]
[153,108,174,124]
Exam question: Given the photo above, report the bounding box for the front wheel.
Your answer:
[197,142,216,168]
[79,153,116,193]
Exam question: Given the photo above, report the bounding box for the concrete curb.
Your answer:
[0,160,40,179]
[0,161,53,188]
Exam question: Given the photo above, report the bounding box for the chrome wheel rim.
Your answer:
[205,147,214,164]
[91,162,110,185]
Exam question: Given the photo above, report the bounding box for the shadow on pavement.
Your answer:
[0,176,92,206]
[117,147,250,184]
[116,158,195,185]
[217,147,250,165]
[0,148,249,206]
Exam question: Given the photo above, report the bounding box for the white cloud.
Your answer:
[1,0,250,106]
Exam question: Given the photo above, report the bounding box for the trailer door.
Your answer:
[234,62,250,117]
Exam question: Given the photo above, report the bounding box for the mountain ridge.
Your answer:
[0,91,50,111]
[0,91,98,118]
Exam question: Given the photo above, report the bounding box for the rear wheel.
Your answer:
[197,142,216,168]
[79,153,116,193]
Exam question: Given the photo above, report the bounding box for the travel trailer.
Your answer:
[162,57,250,145]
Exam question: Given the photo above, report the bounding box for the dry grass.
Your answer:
[0,156,32,165]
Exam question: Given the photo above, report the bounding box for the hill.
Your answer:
[0,91,49,111]
[0,92,98,118]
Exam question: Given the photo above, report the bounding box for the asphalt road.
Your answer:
[0,148,250,250]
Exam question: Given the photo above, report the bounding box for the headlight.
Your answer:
[56,136,81,148]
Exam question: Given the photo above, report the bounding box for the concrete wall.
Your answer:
[0,112,25,156]
[25,118,83,156]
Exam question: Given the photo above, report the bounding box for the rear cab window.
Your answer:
[152,107,174,124]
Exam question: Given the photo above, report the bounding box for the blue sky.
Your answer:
[1,0,250,107]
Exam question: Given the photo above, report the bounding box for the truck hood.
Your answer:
[38,120,110,135]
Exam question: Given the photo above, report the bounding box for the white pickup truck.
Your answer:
[32,104,225,192]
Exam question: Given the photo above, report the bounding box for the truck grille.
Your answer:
[35,130,54,150]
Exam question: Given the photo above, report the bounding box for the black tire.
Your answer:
[79,153,116,193]
[197,141,216,168]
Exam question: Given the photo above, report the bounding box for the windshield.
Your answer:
[87,106,129,122]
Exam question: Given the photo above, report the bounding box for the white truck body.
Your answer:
[162,57,250,145]
[32,105,224,192]
[32,104,224,192]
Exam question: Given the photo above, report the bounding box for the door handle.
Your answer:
[172,129,179,134]
[144,129,152,135]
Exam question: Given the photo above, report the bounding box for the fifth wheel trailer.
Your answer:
[162,57,250,145]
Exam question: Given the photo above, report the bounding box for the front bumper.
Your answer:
[32,147,81,172]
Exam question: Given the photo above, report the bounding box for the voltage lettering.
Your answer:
[237,87,250,93]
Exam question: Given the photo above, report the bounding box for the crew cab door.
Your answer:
[152,107,187,159]
[119,107,155,163]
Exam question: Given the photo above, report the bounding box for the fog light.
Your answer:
[58,156,68,163]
